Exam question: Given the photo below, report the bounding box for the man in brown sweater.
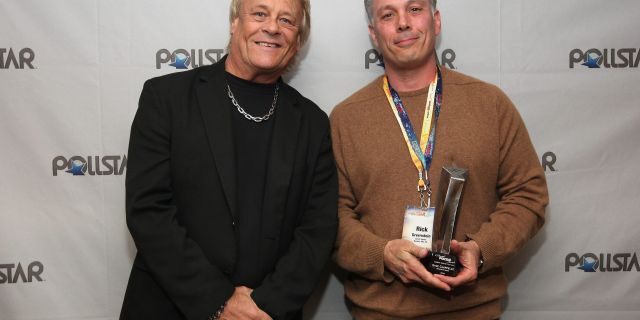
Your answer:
[330,0,549,319]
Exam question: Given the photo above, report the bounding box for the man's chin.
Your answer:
[387,53,430,70]
[252,59,296,75]
[254,64,286,76]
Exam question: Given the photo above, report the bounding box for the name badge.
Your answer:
[402,206,434,248]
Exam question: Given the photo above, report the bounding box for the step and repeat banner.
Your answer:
[1,0,639,319]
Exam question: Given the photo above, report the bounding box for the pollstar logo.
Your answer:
[565,252,640,272]
[365,48,457,69]
[542,151,557,172]
[0,261,44,284]
[156,49,225,69]
[569,48,640,69]
[52,155,127,176]
[0,48,35,69]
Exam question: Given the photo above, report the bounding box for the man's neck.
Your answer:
[225,57,280,84]
[385,59,437,92]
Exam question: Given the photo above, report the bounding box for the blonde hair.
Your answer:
[229,0,311,46]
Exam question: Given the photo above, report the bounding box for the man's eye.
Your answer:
[381,13,393,20]
[410,7,423,13]
[280,17,293,25]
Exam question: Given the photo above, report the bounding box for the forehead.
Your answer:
[241,0,301,14]
[372,0,429,10]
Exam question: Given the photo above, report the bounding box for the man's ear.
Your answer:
[433,9,442,37]
[368,24,379,48]
[230,17,239,35]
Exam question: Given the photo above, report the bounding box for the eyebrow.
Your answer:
[249,4,269,12]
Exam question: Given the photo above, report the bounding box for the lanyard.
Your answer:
[383,67,443,207]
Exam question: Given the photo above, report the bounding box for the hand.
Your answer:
[434,239,481,288]
[383,239,451,291]
[219,286,272,320]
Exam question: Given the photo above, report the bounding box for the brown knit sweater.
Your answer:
[330,68,548,320]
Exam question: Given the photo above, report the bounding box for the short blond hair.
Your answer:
[229,0,311,46]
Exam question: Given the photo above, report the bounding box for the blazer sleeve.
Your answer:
[126,79,234,320]
[251,121,338,319]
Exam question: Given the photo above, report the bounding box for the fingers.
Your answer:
[385,239,483,290]
[384,240,423,283]
[407,243,429,259]
[220,286,266,320]
[449,239,462,254]
[384,239,427,264]
[434,240,480,288]
[394,254,452,291]
[383,239,452,290]
[414,265,452,291]
[434,267,476,288]
[397,257,428,285]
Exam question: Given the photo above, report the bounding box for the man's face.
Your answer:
[368,0,441,71]
[228,0,302,79]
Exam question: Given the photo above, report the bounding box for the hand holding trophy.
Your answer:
[421,166,468,277]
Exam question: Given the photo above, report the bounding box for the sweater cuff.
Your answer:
[367,236,394,283]
[465,232,496,273]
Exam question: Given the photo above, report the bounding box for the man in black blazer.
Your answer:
[120,0,337,319]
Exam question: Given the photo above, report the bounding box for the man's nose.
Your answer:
[397,12,411,31]
[263,17,281,35]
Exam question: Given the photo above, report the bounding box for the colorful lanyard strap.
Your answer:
[383,67,443,206]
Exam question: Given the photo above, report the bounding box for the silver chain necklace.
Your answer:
[226,83,279,123]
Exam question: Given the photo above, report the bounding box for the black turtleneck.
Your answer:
[225,71,278,287]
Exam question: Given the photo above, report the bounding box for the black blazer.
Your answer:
[121,57,338,320]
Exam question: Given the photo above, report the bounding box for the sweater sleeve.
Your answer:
[466,90,549,272]
[330,107,395,283]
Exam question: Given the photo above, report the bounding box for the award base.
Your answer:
[422,251,460,277]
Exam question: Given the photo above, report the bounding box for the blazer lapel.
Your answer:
[196,59,237,218]
[262,85,301,233]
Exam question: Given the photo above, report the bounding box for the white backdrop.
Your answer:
[1,0,639,319]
